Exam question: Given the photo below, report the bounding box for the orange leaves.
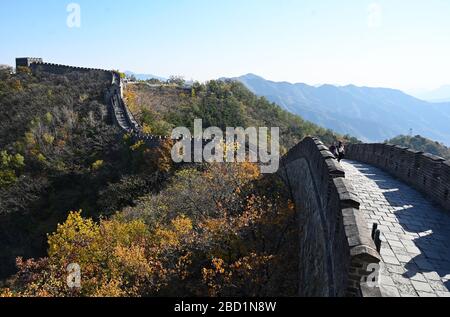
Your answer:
[202,253,275,297]
[172,215,193,235]
[0,288,14,297]
[1,153,298,297]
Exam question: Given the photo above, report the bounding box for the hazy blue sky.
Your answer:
[1,0,449,92]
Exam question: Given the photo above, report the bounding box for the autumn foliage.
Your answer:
[1,162,298,297]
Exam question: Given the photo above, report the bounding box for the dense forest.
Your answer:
[386,135,450,159]
[0,69,352,297]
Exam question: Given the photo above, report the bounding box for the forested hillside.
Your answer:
[0,69,353,297]
[125,79,358,152]
[386,135,450,159]
[0,68,169,281]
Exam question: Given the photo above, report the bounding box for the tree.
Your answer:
[0,150,25,188]
[168,76,185,87]
[0,65,12,80]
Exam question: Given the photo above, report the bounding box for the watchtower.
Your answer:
[16,57,43,69]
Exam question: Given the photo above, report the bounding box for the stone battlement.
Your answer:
[16,57,108,75]
[279,137,381,297]
[346,143,450,212]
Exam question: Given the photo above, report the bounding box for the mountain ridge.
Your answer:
[228,74,450,145]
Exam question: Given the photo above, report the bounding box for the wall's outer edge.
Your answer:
[279,137,381,297]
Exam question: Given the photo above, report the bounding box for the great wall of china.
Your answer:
[15,58,450,297]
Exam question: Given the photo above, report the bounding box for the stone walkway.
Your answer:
[341,160,450,297]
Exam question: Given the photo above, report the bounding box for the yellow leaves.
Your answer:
[218,140,241,161]
[124,90,137,104]
[236,161,260,181]
[142,123,152,134]
[155,227,179,248]
[171,215,193,235]
[92,279,125,298]
[36,153,47,163]
[79,93,89,103]
[113,244,154,278]
[47,211,101,265]
[155,215,193,249]
[0,288,14,297]
[175,168,198,179]
[0,150,25,188]
[124,90,139,114]
[12,212,169,297]
[123,133,131,142]
[100,218,149,248]
[91,160,104,171]
[1,150,24,169]
[25,132,36,146]
[130,140,145,151]
[44,112,53,125]
[43,133,55,145]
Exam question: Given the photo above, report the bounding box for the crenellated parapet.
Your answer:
[16,58,110,77]
[279,137,381,297]
[346,143,450,212]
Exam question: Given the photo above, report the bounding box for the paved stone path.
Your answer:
[341,160,450,297]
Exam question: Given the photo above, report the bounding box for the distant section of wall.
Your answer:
[347,144,450,212]
[106,71,171,148]
[279,137,381,297]
[31,62,111,81]
[16,57,43,68]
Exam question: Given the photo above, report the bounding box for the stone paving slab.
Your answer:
[341,160,450,297]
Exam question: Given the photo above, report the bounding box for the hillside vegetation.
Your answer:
[386,135,450,159]
[124,80,358,152]
[0,68,360,297]
[0,69,313,297]
[0,69,169,280]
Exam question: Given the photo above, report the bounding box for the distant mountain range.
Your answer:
[230,74,450,145]
[414,85,450,103]
[124,71,166,82]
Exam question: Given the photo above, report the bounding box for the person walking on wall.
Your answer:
[337,141,345,162]
[329,142,338,159]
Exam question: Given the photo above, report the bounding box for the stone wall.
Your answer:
[21,57,166,148]
[279,137,381,297]
[106,71,170,148]
[30,62,109,77]
[16,57,43,68]
[346,143,450,212]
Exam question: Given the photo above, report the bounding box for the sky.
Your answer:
[1,0,450,93]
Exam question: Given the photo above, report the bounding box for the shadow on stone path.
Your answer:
[341,160,450,297]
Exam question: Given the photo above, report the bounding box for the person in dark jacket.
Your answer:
[337,141,345,162]
[329,142,338,158]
